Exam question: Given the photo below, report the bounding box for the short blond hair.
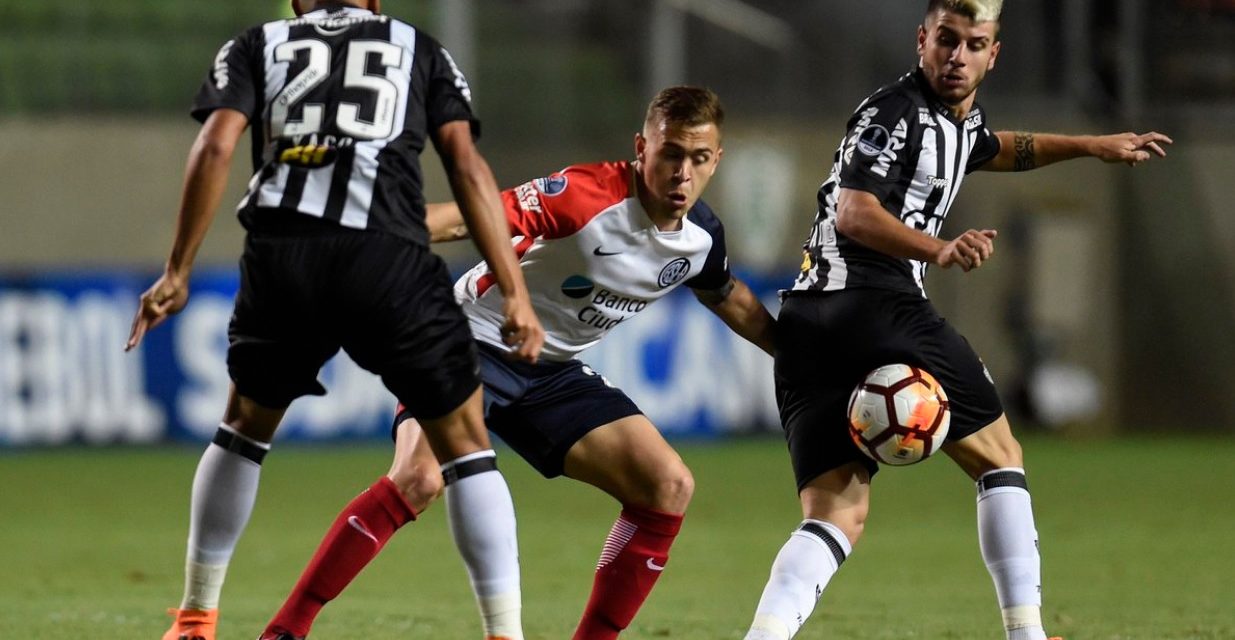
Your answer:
[926,0,1002,23]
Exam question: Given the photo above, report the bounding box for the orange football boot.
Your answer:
[162,608,218,640]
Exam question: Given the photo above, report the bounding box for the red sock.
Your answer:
[573,505,684,640]
[265,476,416,637]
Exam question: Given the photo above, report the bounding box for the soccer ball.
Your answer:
[847,364,951,466]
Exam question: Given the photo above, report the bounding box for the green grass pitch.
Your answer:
[2,433,1233,639]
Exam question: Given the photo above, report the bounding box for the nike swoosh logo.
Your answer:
[593,246,622,256]
[347,515,379,543]
[646,558,666,571]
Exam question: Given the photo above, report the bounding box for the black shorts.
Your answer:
[396,342,643,478]
[775,288,1003,489]
[228,213,480,419]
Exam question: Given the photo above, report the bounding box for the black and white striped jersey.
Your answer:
[791,68,1001,297]
[191,4,478,246]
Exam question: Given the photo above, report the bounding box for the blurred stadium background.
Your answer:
[2,1,1234,638]
[3,0,1235,445]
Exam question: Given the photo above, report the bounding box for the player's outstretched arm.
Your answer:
[433,121,544,362]
[694,277,776,356]
[983,130,1173,172]
[426,202,469,242]
[126,108,248,351]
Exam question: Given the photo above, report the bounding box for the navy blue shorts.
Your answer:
[396,342,643,478]
[775,289,1004,489]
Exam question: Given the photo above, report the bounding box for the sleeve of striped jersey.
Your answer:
[684,201,733,291]
[500,163,628,240]
[190,28,261,123]
[836,92,917,205]
[422,37,481,139]
[965,124,1001,173]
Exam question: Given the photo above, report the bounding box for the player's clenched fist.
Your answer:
[500,295,545,363]
[936,229,997,272]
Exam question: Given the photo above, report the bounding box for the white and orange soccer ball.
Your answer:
[847,364,951,466]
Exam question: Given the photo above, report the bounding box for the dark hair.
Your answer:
[644,86,725,130]
[925,0,1002,22]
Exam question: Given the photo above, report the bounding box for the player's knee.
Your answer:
[649,462,694,512]
[223,415,279,444]
[388,464,444,513]
[841,504,870,545]
[949,423,1026,478]
[806,503,868,546]
[971,436,1024,475]
[823,514,865,548]
[996,437,1024,467]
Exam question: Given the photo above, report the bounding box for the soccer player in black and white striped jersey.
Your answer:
[126,2,544,639]
[744,2,1171,640]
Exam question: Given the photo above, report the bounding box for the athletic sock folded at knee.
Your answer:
[744,519,851,640]
[267,476,416,637]
[976,468,1047,640]
[573,505,685,640]
[443,451,525,640]
[181,425,271,610]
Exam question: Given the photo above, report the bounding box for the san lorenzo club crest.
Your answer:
[657,258,691,288]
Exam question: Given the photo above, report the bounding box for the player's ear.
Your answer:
[917,24,928,57]
[634,132,647,163]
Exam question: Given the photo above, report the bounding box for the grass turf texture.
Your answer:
[1,434,1232,639]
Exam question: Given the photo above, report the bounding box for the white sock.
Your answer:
[977,468,1046,640]
[443,451,523,640]
[180,425,268,610]
[744,520,851,640]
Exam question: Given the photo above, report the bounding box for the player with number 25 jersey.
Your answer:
[194,3,476,245]
[131,3,545,640]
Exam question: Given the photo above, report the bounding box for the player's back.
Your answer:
[194,5,477,246]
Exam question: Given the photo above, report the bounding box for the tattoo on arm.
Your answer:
[1013,132,1036,171]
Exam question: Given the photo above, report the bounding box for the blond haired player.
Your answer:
[743,1,1170,639]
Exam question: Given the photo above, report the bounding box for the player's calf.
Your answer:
[387,417,446,512]
[743,519,852,640]
[442,451,525,640]
[574,505,685,640]
[263,476,417,638]
[976,468,1048,640]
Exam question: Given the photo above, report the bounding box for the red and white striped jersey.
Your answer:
[456,161,731,361]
